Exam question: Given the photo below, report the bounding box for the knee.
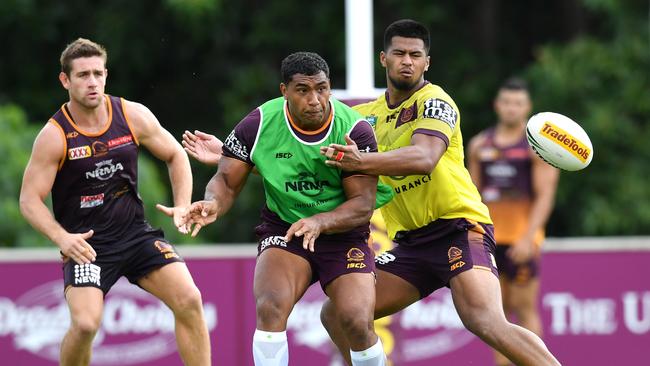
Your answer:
[256,293,291,326]
[462,310,509,340]
[320,300,336,331]
[463,317,494,339]
[460,307,505,340]
[71,313,102,338]
[170,285,204,316]
[337,305,374,342]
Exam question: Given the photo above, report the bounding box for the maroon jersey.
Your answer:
[477,127,532,201]
[476,127,543,245]
[49,95,149,251]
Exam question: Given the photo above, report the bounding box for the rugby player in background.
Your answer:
[20,38,210,366]
[468,77,559,366]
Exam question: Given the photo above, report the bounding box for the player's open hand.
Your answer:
[55,230,97,265]
[156,204,191,234]
[320,134,363,171]
[284,217,322,252]
[507,238,536,264]
[181,199,220,237]
[182,130,223,166]
[284,217,323,252]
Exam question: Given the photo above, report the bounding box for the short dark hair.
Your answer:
[60,38,107,75]
[384,19,430,53]
[499,77,529,93]
[280,52,330,84]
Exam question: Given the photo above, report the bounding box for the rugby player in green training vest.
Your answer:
[180,52,391,366]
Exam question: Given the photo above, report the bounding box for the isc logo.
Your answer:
[347,263,366,269]
[450,260,466,271]
[275,152,293,159]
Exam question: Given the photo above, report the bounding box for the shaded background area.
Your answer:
[1,0,649,245]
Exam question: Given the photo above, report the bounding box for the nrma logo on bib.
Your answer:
[0,279,217,365]
[85,159,124,181]
[285,172,331,197]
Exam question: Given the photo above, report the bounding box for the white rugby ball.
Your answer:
[526,112,593,171]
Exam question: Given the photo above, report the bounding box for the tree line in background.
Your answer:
[1,0,648,246]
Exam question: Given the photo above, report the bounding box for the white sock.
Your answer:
[350,337,387,366]
[252,329,289,366]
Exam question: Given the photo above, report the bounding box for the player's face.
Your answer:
[280,71,331,130]
[381,36,430,92]
[494,89,531,127]
[59,56,107,110]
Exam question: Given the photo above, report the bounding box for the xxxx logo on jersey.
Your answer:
[68,146,91,160]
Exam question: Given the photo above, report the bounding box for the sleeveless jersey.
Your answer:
[49,95,147,250]
[476,127,543,245]
[354,83,492,239]
[250,97,392,224]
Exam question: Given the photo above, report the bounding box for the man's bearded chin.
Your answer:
[389,75,419,91]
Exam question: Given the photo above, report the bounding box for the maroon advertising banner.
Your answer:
[1,247,648,365]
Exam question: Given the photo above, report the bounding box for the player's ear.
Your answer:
[425,55,430,72]
[59,72,70,90]
[380,51,387,68]
[280,83,287,99]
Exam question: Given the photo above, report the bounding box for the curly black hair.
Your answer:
[281,52,330,84]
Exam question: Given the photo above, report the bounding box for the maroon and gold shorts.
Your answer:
[255,222,375,291]
[375,218,498,298]
[62,228,184,296]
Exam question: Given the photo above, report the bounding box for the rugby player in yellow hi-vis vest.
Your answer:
[319,19,560,366]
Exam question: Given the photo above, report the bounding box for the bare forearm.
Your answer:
[204,172,240,217]
[361,145,439,176]
[311,197,373,234]
[167,150,193,206]
[19,198,68,247]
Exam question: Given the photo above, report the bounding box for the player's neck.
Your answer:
[495,120,526,143]
[66,96,109,131]
[387,80,424,107]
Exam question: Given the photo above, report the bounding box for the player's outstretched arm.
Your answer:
[182,130,223,165]
[322,133,447,176]
[182,156,252,237]
[125,101,193,232]
[19,123,97,264]
[285,174,377,252]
